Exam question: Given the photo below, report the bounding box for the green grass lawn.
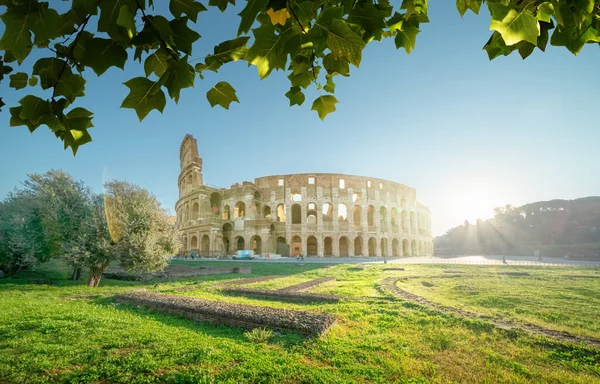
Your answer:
[1,260,600,383]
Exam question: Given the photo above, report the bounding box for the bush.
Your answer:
[244,328,274,344]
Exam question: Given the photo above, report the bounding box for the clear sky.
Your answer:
[1,2,599,236]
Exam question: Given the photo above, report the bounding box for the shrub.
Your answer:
[244,328,274,344]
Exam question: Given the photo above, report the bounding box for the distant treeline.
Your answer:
[435,197,600,259]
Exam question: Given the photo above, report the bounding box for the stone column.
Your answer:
[317,235,324,257]
[348,238,355,257]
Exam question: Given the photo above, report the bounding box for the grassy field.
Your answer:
[1,260,600,383]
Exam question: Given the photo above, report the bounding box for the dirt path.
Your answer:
[382,277,600,349]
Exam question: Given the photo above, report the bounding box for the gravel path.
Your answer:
[382,277,600,349]
[276,277,336,293]
[214,275,285,288]
[222,287,340,303]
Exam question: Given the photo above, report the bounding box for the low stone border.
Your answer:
[113,290,335,336]
[277,277,336,293]
[383,268,405,271]
[498,272,530,276]
[214,275,285,288]
[104,266,251,281]
[221,287,341,303]
[381,277,600,349]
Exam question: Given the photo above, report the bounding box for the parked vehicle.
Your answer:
[232,250,255,260]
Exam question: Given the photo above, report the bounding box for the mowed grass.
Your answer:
[395,265,600,340]
[0,261,599,383]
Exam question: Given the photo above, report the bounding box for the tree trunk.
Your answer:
[87,266,107,287]
[70,267,82,281]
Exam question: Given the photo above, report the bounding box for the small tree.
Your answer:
[65,181,178,287]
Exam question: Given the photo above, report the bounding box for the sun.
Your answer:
[452,188,496,224]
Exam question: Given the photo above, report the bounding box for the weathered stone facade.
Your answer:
[176,134,433,257]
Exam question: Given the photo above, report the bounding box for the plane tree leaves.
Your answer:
[2,0,600,154]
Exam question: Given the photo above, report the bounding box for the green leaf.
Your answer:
[285,86,305,106]
[204,37,250,72]
[550,21,600,55]
[121,77,167,121]
[311,95,338,120]
[238,0,270,36]
[98,0,137,43]
[323,54,350,76]
[160,56,195,103]
[206,81,239,109]
[32,57,85,101]
[246,23,297,78]
[209,0,236,12]
[488,3,540,45]
[0,6,33,64]
[348,3,391,42]
[17,95,52,127]
[516,41,535,59]
[56,73,87,103]
[116,5,136,39]
[325,19,366,67]
[169,0,207,22]
[29,3,62,47]
[77,36,129,76]
[144,50,173,77]
[483,31,516,60]
[169,17,201,55]
[9,72,28,90]
[72,0,99,20]
[536,2,554,23]
[28,76,38,87]
[0,98,5,112]
[456,0,483,17]
[324,74,335,93]
[537,21,553,52]
[10,106,38,132]
[62,107,94,154]
[394,23,420,54]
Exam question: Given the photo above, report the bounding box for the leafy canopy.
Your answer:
[1,0,599,153]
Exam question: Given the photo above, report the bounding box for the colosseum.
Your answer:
[176,134,433,257]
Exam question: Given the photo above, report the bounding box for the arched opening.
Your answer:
[236,236,245,251]
[411,239,417,256]
[251,236,262,254]
[223,237,230,255]
[339,236,349,256]
[182,236,188,252]
[234,201,246,218]
[210,193,222,217]
[307,236,318,256]
[391,208,398,230]
[403,239,410,256]
[401,211,408,231]
[277,236,289,256]
[418,241,423,256]
[253,191,261,201]
[337,203,347,221]
[291,190,302,202]
[392,238,399,257]
[276,204,286,222]
[380,207,387,229]
[410,212,416,231]
[367,205,375,226]
[223,205,231,220]
[263,205,271,219]
[353,205,361,226]
[291,203,302,224]
[380,238,388,257]
[191,236,198,250]
[352,192,361,203]
[307,203,317,224]
[354,237,363,256]
[324,237,333,256]
[368,237,377,257]
[322,203,333,221]
[201,235,210,255]
[192,202,200,220]
[187,174,192,185]
[292,235,302,256]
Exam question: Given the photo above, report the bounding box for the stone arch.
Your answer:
[403,239,410,256]
[276,204,286,222]
[291,190,302,202]
[223,237,230,255]
[223,205,231,220]
[292,235,302,256]
[380,207,387,229]
[182,236,188,252]
[263,205,271,219]
[354,236,363,256]
[339,236,349,256]
[307,202,318,223]
[234,201,246,218]
[251,235,262,254]
[338,203,347,221]
[380,238,388,257]
[307,236,318,256]
[210,192,222,217]
[236,236,245,251]
[291,203,302,224]
[191,235,198,250]
[411,239,417,256]
[192,202,200,220]
[410,212,416,231]
[391,208,398,230]
[401,211,408,231]
[418,241,423,257]
[392,238,399,257]
[322,203,333,221]
[324,237,333,256]
[367,205,375,226]
[201,235,210,255]
[253,191,262,201]
[353,205,361,226]
[368,237,377,257]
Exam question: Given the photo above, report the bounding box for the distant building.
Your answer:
[176,134,433,257]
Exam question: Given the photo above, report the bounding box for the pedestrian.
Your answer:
[301,253,304,262]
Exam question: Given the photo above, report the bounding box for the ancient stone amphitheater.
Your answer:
[176,134,433,257]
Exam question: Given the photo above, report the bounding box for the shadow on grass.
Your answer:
[91,296,311,349]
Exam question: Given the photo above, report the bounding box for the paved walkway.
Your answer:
[175,255,600,267]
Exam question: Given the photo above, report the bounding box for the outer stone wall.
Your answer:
[175,135,433,258]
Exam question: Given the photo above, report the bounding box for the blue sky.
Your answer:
[1,2,599,236]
